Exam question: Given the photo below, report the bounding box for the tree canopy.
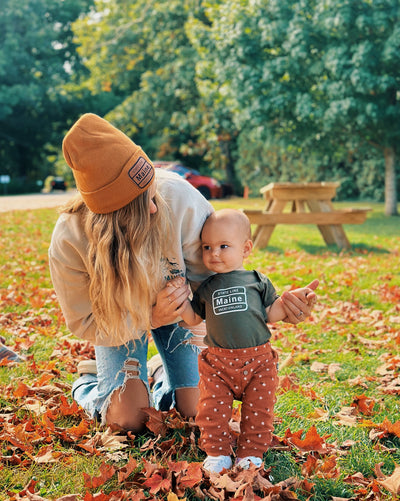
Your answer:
[0,0,98,190]
[1,0,399,214]
[187,0,399,214]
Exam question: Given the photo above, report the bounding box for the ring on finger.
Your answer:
[297,310,304,318]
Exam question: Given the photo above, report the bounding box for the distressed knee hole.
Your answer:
[122,358,141,379]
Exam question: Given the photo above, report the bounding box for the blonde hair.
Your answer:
[61,190,170,344]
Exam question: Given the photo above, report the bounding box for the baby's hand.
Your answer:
[304,288,316,306]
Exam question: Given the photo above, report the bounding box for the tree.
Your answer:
[191,0,399,214]
[73,1,201,161]
[0,0,95,189]
[72,0,241,187]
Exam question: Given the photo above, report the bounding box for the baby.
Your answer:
[179,208,318,473]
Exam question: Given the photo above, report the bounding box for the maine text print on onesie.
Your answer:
[212,286,248,315]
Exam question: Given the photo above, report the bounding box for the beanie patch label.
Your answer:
[128,157,154,189]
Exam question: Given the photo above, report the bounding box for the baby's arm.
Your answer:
[180,299,203,326]
[167,277,203,326]
[267,283,317,324]
[266,297,287,323]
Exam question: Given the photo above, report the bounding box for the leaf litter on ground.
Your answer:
[1,205,400,500]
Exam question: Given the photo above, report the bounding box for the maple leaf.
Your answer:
[351,394,375,416]
[57,395,81,416]
[142,473,172,494]
[158,437,177,453]
[36,373,54,387]
[13,381,30,398]
[167,460,189,474]
[301,454,318,476]
[343,471,370,487]
[177,461,203,490]
[278,374,300,393]
[300,478,315,494]
[142,458,160,478]
[377,376,400,395]
[64,419,91,441]
[334,407,358,427]
[165,408,188,430]
[362,417,400,439]
[319,456,340,478]
[286,426,331,454]
[210,472,242,492]
[94,427,128,451]
[83,461,116,489]
[143,407,168,437]
[377,465,400,495]
[115,456,138,483]
[307,408,329,421]
[33,445,64,464]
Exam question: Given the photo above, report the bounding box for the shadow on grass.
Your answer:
[300,242,391,255]
[263,243,390,255]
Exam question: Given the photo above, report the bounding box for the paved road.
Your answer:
[0,191,77,212]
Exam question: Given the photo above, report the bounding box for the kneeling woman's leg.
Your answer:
[151,322,206,417]
[72,334,150,432]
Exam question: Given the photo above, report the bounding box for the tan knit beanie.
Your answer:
[62,113,155,214]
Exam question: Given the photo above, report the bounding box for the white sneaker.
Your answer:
[147,353,164,388]
[77,359,97,376]
[147,353,163,378]
[203,455,232,474]
[235,456,263,469]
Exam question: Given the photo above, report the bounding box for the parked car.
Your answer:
[42,176,67,193]
[153,161,228,199]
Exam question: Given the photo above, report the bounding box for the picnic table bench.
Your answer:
[243,182,371,249]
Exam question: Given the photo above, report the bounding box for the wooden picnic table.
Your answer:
[243,182,371,249]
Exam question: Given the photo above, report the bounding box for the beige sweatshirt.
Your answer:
[48,169,214,346]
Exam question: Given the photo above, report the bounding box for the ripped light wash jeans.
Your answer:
[71,323,201,423]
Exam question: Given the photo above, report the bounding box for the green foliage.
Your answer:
[189,0,400,212]
[0,0,98,187]
[72,0,206,165]
[1,0,399,207]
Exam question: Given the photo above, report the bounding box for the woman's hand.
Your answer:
[151,277,191,329]
[281,279,319,324]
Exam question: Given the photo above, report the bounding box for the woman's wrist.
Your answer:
[150,306,161,329]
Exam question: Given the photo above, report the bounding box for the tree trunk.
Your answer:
[218,136,239,195]
[384,146,398,216]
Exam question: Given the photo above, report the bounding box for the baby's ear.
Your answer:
[243,239,253,257]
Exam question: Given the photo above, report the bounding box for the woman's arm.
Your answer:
[280,279,319,324]
[150,277,192,328]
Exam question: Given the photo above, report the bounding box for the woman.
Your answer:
[49,113,316,432]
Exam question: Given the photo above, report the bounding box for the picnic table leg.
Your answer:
[253,200,286,248]
[306,200,351,249]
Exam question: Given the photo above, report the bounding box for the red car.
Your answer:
[153,161,223,200]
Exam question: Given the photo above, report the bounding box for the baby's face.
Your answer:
[201,219,248,273]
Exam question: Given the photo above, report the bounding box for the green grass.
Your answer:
[1,199,399,500]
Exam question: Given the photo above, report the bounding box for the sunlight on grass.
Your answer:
[0,200,399,500]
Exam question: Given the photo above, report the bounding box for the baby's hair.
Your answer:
[203,209,252,240]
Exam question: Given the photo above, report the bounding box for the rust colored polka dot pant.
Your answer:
[196,342,279,458]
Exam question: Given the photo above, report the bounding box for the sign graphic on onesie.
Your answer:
[212,286,248,315]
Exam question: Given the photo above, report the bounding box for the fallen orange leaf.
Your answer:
[377,465,400,495]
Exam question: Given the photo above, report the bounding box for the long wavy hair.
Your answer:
[61,189,171,344]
